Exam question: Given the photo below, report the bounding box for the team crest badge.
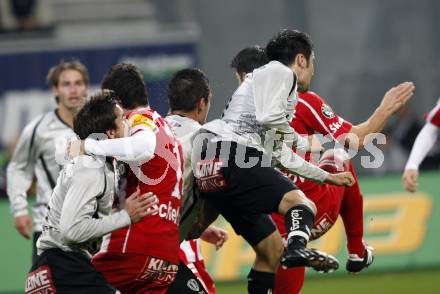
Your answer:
[321,104,335,118]
[187,279,200,292]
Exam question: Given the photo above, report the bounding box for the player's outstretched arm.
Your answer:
[402,122,439,192]
[67,130,156,162]
[344,82,414,150]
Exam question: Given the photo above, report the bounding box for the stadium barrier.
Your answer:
[200,171,439,280]
[0,172,438,292]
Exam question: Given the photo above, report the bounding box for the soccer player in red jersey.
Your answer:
[403,100,440,192]
[77,64,184,294]
[231,36,414,293]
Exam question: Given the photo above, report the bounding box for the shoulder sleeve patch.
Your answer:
[129,114,157,132]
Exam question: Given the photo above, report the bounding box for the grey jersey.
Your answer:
[165,115,202,241]
[37,155,131,256]
[7,110,77,231]
[212,60,299,148]
[201,61,329,183]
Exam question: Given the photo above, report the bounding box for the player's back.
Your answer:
[206,61,297,153]
[165,115,200,210]
[221,75,261,135]
[102,108,183,264]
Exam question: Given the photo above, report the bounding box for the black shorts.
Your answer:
[166,261,208,294]
[26,248,117,294]
[193,134,297,246]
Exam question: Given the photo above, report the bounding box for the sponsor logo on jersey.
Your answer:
[25,265,56,294]
[329,117,345,134]
[149,200,180,224]
[137,256,178,283]
[195,158,227,192]
[321,104,335,119]
[187,279,200,292]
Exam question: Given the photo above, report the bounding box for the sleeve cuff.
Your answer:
[119,209,132,226]
[84,138,96,155]
[404,163,419,171]
[13,209,29,217]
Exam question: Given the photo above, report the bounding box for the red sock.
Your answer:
[340,163,365,257]
[274,266,305,294]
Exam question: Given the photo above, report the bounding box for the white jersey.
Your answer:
[37,155,131,256]
[165,114,203,240]
[201,61,329,183]
[7,110,77,231]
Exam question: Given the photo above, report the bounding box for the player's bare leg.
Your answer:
[247,231,284,294]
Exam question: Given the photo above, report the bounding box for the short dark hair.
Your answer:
[101,63,149,110]
[230,45,268,75]
[47,59,90,87]
[168,68,210,112]
[266,29,313,66]
[73,90,121,140]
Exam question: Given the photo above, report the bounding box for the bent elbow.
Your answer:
[60,224,82,245]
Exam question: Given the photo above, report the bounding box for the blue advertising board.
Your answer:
[0,41,197,197]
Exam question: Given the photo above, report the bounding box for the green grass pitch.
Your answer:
[215,269,440,294]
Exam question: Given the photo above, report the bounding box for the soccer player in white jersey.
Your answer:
[231,37,414,293]
[165,68,228,294]
[403,100,440,192]
[191,29,355,293]
[26,91,157,294]
[7,59,89,263]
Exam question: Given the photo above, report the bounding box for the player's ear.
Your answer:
[297,54,307,69]
[197,97,206,112]
[235,72,244,84]
[52,86,59,98]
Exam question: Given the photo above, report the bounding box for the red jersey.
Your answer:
[101,108,183,264]
[424,101,440,128]
[290,91,352,202]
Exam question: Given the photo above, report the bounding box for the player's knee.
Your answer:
[279,190,316,215]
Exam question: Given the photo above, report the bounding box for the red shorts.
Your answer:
[93,252,178,294]
[272,184,345,240]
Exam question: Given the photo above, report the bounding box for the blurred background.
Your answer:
[1,0,439,293]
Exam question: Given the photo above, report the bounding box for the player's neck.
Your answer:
[126,105,150,114]
[57,105,75,128]
[170,110,198,123]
